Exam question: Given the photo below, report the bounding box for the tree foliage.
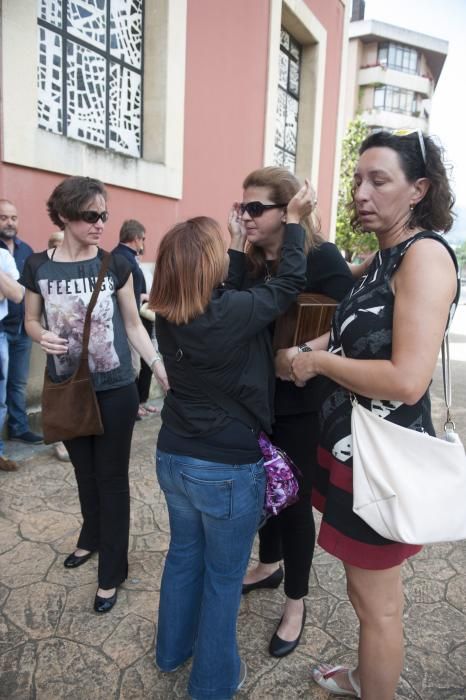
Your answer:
[336,117,378,261]
[455,240,466,274]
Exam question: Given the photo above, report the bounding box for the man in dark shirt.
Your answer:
[112,219,146,308]
[0,199,42,445]
[112,219,147,377]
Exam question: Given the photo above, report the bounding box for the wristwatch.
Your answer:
[298,343,312,353]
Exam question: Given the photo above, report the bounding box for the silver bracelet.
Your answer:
[149,354,163,371]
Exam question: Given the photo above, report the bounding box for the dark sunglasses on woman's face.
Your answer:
[79,210,109,224]
[239,201,286,218]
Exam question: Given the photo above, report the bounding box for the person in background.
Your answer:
[288,130,459,698]
[151,184,311,700]
[0,199,43,445]
[48,231,65,249]
[111,220,156,417]
[23,177,168,614]
[227,166,354,658]
[137,261,159,416]
[0,248,25,471]
[46,230,70,462]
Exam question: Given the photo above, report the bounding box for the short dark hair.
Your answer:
[119,219,145,243]
[47,177,107,229]
[350,131,455,233]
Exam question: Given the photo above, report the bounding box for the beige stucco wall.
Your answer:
[362,41,378,65]
[360,86,374,111]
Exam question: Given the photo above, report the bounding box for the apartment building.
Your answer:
[345,4,448,131]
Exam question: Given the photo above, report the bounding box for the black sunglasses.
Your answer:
[239,201,286,218]
[79,210,109,224]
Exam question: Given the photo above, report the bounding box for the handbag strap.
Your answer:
[390,231,458,428]
[441,335,455,430]
[182,350,260,433]
[164,328,260,433]
[81,252,111,361]
[352,335,455,430]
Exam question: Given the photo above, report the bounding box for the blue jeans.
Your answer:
[5,329,32,437]
[0,332,9,455]
[155,450,266,700]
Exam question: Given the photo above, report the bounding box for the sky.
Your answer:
[364,0,466,214]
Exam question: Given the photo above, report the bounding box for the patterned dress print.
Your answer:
[313,232,461,570]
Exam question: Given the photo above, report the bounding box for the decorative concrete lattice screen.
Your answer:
[274,27,301,173]
[37,0,144,157]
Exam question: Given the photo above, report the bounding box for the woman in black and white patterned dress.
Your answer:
[282,131,460,699]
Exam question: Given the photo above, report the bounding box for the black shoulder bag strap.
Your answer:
[164,330,261,434]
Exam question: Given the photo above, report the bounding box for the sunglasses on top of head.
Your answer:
[79,210,109,224]
[239,201,287,218]
[392,128,427,165]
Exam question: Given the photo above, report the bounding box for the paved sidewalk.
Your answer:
[1,308,465,699]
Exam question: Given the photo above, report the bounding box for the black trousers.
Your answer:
[259,411,318,599]
[137,318,154,404]
[64,383,139,589]
[137,359,152,404]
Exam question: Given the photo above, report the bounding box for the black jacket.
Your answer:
[156,225,306,437]
[227,240,354,415]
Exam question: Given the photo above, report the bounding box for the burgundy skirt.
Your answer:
[313,445,422,570]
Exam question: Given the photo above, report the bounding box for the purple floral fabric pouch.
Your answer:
[258,431,300,516]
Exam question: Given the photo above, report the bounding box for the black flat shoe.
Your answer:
[242,565,283,594]
[269,603,306,658]
[63,551,94,568]
[94,589,117,613]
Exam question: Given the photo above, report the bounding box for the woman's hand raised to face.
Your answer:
[228,202,247,252]
[286,180,317,225]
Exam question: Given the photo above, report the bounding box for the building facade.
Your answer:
[345,16,448,132]
[1,0,349,251]
[0,0,349,406]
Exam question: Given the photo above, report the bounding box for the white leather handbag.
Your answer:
[352,337,466,545]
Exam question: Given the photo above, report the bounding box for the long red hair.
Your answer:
[149,217,226,325]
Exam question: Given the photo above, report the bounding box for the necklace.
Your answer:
[264,260,273,283]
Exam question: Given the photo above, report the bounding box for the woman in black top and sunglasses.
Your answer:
[227,166,354,658]
[22,176,168,614]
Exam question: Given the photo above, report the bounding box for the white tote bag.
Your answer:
[352,398,466,544]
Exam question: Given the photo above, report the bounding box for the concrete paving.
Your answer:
[1,306,465,700]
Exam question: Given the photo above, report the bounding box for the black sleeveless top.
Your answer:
[314,231,461,569]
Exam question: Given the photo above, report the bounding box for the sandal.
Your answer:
[54,442,70,462]
[312,664,361,698]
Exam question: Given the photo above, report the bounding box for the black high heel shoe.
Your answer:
[94,588,117,613]
[242,565,283,594]
[269,602,306,658]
